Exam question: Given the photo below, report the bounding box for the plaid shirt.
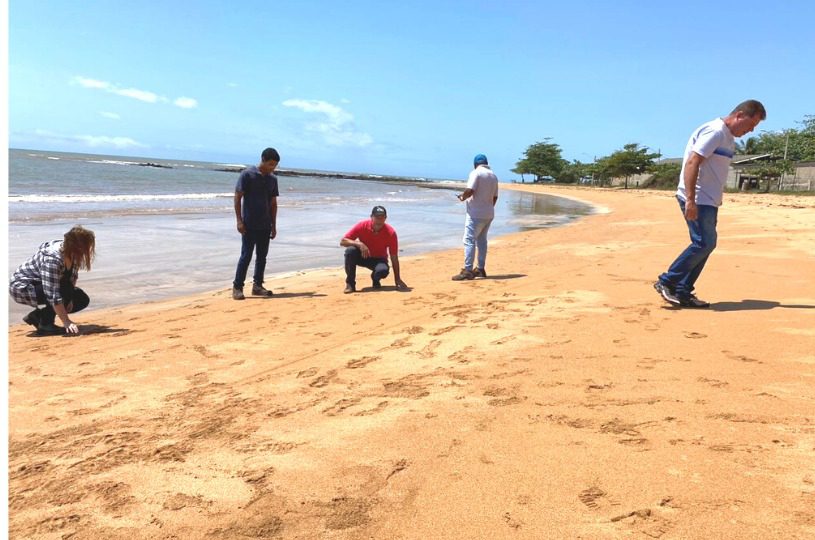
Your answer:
[8,240,77,308]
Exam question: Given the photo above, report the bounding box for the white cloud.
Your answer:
[74,77,109,90]
[72,75,196,109]
[77,135,146,148]
[100,111,121,120]
[173,97,198,109]
[115,87,160,103]
[282,99,373,147]
[32,129,146,149]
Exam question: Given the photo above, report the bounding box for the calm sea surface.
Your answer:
[7,149,593,323]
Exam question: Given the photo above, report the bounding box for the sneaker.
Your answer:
[372,279,382,289]
[344,284,356,294]
[23,310,41,328]
[473,268,487,279]
[653,281,680,305]
[679,294,710,309]
[232,287,245,300]
[452,268,475,281]
[251,284,274,297]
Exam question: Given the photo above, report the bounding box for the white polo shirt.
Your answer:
[466,165,499,219]
[677,117,735,207]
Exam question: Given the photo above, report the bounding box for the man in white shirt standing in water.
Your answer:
[453,153,499,281]
[654,100,766,308]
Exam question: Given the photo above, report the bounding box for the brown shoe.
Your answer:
[452,268,475,281]
[344,284,356,294]
[252,283,274,297]
[473,268,487,278]
[232,287,245,300]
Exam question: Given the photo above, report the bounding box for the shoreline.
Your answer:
[7,185,594,325]
[9,185,815,539]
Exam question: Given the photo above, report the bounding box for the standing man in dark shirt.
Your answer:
[232,147,280,300]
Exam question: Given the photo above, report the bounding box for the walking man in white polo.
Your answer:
[452,153,499,281]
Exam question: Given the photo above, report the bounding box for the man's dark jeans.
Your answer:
[234,228,272,289]
[659,197,718,299]
[344,246,389,288]
[33,282,90,325]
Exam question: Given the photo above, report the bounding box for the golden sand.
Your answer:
[8,185,815,539]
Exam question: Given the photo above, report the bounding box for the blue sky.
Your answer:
[7,0,815,180]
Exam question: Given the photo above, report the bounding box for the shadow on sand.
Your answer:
[26,324,132,338]
[711,299,815,312]
[245,291,327,299]
[483,274,527,280]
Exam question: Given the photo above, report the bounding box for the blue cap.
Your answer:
[474,154,488,166]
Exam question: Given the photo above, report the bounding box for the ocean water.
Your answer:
[7,149,593,323]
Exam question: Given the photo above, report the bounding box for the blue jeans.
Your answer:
[463,215,493,271]
[233,228,271,289]
[659,197,718,298]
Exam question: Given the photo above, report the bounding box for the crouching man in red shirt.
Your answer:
[340,205,408,294]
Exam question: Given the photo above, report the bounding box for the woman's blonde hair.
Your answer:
[63,225,96,271]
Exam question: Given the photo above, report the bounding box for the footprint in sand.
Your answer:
[296,367,318,378]
[384,337,412,350]
[192,345,219,359]
[502,512,523,529]
[413,340,441,359]
[722,350,762,363]
[323,397,361,416]
[430,325,459,336]
[346,356,379,369]
[309,370,338,388]
[684,332,707,339]
[697,377,728,388]
[353,401,389,416]
[448,346,476,364]
[579,486,618,510]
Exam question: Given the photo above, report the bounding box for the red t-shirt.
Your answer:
[344,219,398,259]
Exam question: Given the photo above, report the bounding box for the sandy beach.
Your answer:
[8,185,815,539]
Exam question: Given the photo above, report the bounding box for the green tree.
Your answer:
[644,162,682,190]
[736,115,815,162]
[596,143,660,188]
[558,160,591,184]
[515,139,567,181]
[511,158,534,183]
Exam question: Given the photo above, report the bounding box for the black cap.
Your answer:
[371,205,387,217]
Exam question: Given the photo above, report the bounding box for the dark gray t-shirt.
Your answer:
[235,166,279,230]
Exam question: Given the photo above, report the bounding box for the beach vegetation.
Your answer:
[592,143,660,188]
[737,115,815,162]
[557,160,593,184]
[642,162,682,189]
[513,139,567,182]
[514,114,815,192]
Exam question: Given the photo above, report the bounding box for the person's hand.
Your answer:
[237,219,246,234]
[270,225,277,240]
[684,201,698,221]
[64,321,79,334]
[395,279,408,290]
[359,243,370,258]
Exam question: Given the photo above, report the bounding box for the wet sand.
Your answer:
[8,185,815,539]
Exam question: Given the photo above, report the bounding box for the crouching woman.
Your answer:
[9,225,96,335]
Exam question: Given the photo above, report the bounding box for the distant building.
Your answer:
[607,155,815,192]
